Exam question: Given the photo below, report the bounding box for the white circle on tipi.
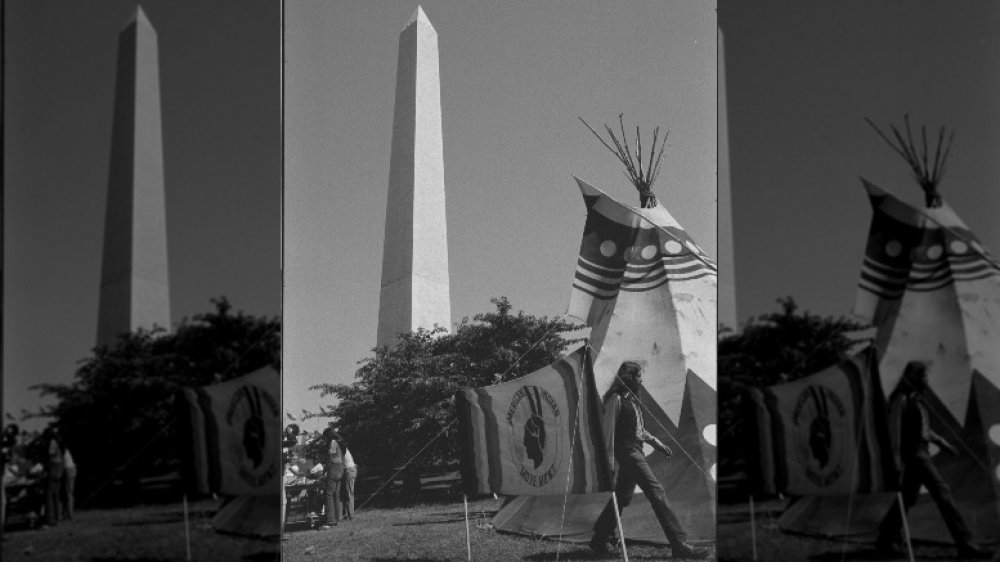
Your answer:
[600,240,617,257]
[702,424,717,447]
[995,465,1000,484]
[641,245,657,260]
[950,240,968,255]
[926,245,943,260]
[885,240,902,257]
[664,240,683,254]
[709,463,717,482]
[988,424,1000,446]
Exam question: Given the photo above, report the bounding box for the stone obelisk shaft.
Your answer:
[718,28,737,330]
[376,6,451,347]
[97,7,170,346]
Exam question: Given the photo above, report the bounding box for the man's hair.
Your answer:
[891,360,930,399]
[617,361,643,380]
[902,360,928,381]
[606,361,644,400]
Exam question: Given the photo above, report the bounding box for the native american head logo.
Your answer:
[523,414,546,468]
[792,385,847,488]
[226,384,280,487]
[506,386,563,488]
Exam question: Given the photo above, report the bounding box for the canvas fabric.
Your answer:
[749,347,896,496]
[456,345,612,496]
[493,179,716,543]
[181,365,282,497]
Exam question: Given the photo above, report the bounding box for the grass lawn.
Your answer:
[281,497,716,561]
[2,498,279,562]
[717,498,999,562]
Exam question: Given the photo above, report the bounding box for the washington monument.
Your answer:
[376,6,451,347]
[96,7,171,346]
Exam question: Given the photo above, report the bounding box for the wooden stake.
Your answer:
[897,492,915,562]
[749,494,758,561]
[611,492,629,562]
[464,494,472,561]
[183,494,192,561]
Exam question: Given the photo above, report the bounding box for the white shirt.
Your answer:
[343,449,356,469]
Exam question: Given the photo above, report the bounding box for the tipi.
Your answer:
[493,119,717,543]
[780,118,1000,542]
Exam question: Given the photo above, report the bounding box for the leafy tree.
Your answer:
[309,297,583,475]
[718,297,865,477]
[30,297,280,505]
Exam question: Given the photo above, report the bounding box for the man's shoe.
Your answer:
[671,541,710,559]
[956,543,991,559]
[589,535,617,557]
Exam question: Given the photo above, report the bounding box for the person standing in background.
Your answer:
[43,426,64,527]
[61,447,76,520]
[319,429,344,530]
[342,445,357,521]
[281,424,300,538]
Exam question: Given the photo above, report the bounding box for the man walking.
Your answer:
[341,446,357,521]
[61,447,76,520]
[590,361,708,559]
[319,428,344,530]
[876,361,989,559]
[43,426,64,527]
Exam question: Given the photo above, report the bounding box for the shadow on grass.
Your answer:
[110,513,186,527]
[523,546,718,561]
[242,552,281,561]
[390,509,491,527]
[808,546,955,561]
[718,509,783,524]
[369,558,450,562]
[391,517,466,527]
[522,551,604,561]
[90,558,174,562]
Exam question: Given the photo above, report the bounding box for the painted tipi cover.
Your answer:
[493,178,717,543]
[779,181,1000,542]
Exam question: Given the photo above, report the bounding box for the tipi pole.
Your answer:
[611,492,629,562]
[749,494,758,561]
[464,494,472,561]
[183,493,192,561]
[897,492,915,562]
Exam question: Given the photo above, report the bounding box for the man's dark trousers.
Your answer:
[592,446,686,547]
[877,451,972,546]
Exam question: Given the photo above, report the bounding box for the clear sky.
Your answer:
[284,1,717,430]
[721,1,1000,325]
[3,1,281,430]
